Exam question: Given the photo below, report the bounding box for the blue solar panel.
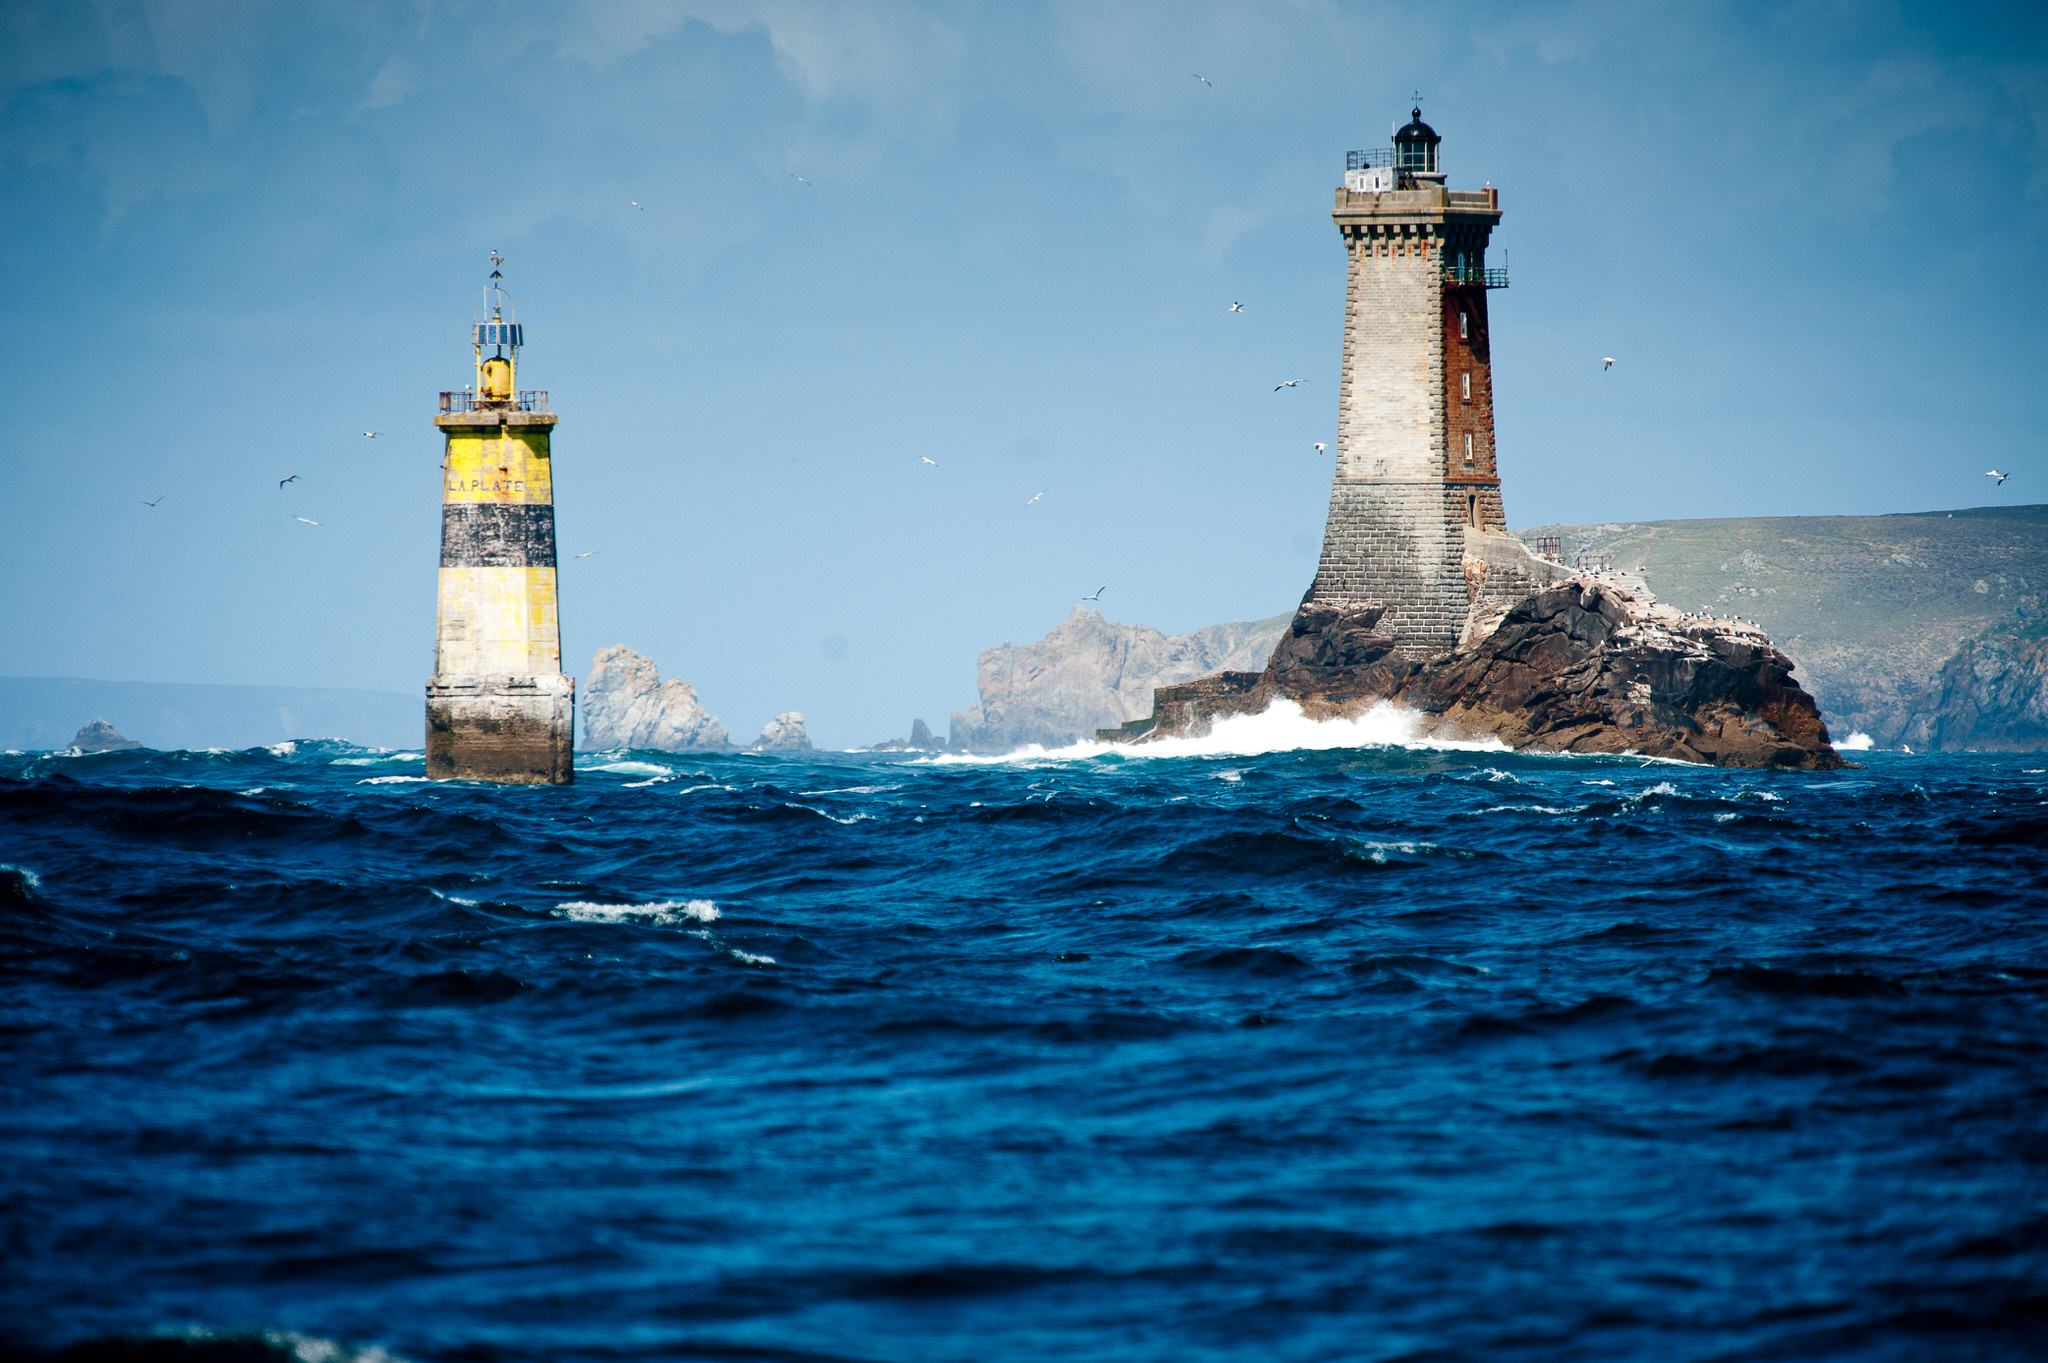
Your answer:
[474,322,524,348]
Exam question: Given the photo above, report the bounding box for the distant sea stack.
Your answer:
[582,646,730,751]
[1113,109,1842,770]
[753,713,812,751]
[67,719,142,753]
[950,606,1289,752]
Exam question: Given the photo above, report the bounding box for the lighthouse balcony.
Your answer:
[440,390,550,413]
[1442,265,1509,289]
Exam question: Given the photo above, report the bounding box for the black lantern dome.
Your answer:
[1393,107,1440,175]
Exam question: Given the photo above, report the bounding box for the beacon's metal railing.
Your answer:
[439,391,550,413]
[1442,264,1509,289]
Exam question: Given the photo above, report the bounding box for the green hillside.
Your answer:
[1519,506,2048,740]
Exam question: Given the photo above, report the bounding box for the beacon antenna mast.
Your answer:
[472,250,524,402]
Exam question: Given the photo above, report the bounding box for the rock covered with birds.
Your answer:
[1131,573,1847,770]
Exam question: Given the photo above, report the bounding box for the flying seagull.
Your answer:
[630,200,643,210]
[279,475,300,488]
[292,516,321,526]
[140,496,164,507]
[921,456,938,466]
[362,431,380,438]
[1024,489,1047,508]
[1274,379,1306,391]
[1987,470,2011,484]
[574,551,599,558]
[1194,74,1212,86]
[1602,357,1615,371]
[789,173,811,185]
[1229,301,1243,313]
[1313,442,1327,455]
[1081,586,1105,601]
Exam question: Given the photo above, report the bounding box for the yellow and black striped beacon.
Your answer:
[424,253,574,784]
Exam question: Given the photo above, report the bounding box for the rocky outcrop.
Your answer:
[949,607,1291,752]
[753,712,812,751]
[864,718,945,752]
[1524,505,2048,742]
[581,646,730,751]
[68,719,141,753]
[1125,543,1845,769]
[1892,609,2048,750]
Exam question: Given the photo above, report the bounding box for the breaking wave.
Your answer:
[929,697,1507,764]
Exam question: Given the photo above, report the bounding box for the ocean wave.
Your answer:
[554,899,720,925]
[1836,731,1876,751]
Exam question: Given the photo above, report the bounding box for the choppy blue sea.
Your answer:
[4,732,2047,1362]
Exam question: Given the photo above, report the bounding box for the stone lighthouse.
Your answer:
[1305,107,1509,656]
[424,256,575,784]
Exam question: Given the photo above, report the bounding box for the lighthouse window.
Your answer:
[1461,371,1471,401]
[1459,311,1470,340]
[1464,433,1474,465]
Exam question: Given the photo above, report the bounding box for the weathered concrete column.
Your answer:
[425,264,574,784]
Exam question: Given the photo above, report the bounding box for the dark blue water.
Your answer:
[4,737,2047,1362]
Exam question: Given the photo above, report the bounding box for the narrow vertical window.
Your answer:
[1464,433,1474,465]
[1459,312,1470,340]
[1468,494,1478,526]
[1461,371,1471,402]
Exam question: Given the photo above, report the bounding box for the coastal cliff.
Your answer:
[1120,537,1844,770]
[1891,607,2048,750]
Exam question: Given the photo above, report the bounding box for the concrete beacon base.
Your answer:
[425,673,575,785]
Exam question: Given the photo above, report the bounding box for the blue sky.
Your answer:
[3,0,2044,747]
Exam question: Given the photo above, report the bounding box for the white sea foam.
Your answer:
[268,741,298,756]
[925,698,1508,765]
[731,949,776,965]
[359,775,433,784]
[161,1332,404,1363]
[1835,731,1875,751]
[1,863,42,890]
[555,899,720,925]
[334,751,424,766]
[588,760,675,777]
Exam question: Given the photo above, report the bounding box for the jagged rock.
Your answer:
[581,646,729,751]
[948,606,1291,752]
[1129,549,1844,769]
[68,719,141,753]
[754,712,812,751]
[860,718,944,752]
